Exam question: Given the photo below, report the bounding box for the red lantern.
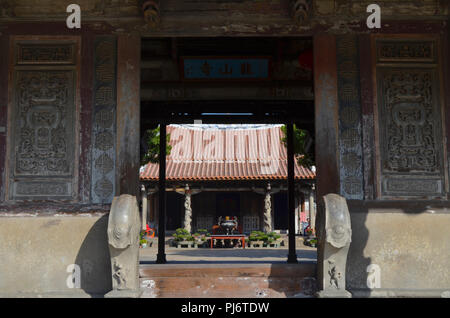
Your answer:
[298,49,313,71]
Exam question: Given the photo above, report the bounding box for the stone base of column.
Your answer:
[105,289,143,298]
[156,253,167,264]
[316,290,352,298]
[287,253,298,263]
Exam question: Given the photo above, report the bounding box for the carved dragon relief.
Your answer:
[317,193,352,298]
[105,195,142,297]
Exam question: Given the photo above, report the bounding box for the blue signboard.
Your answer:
[182,57,270,80]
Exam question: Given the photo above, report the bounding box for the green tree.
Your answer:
[141,126,172,165]
[280,125,314,168]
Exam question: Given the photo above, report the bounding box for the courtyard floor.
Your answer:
[139,235,317,264]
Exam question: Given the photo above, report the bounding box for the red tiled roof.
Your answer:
[140,125,315,181]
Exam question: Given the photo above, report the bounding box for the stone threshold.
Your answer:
[349,288,450,298]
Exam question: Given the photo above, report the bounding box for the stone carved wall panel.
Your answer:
[377,40,436,63]
[13,71,74,177]
[91,36,117,204]
[376,38,445,198]
[16,43,76,65]
[336,35,363,200]
[9,39,78,200]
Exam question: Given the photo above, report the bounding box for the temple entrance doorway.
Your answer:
[139,37,317,270]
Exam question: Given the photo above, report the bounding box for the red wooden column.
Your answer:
[313,33,340,288]
[116,34,141,196]
[313,34,340,199]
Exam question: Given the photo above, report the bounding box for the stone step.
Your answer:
[139,263,317,298]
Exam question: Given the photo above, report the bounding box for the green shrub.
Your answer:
[140,239,147,245]
[249,231,281,242]
[197,229,211,236]
[267,232,281,240]
[249,231,268,241]
[173,228,194,242]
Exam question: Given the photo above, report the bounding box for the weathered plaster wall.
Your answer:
[346,202,450,295]
[0,214,112,297]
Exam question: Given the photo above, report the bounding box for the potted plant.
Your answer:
[140,230,150,248]
[304,226,314,237]
[248,231,266,247]
[265,232,282,247]
[173,228,195,247]
[303,236,317,248]
[193,229,210,247]
[307,238,317,248]
[140,238,148,248]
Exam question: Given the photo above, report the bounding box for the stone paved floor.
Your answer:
[140,236,317,264]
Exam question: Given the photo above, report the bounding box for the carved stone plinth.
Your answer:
[316,193,352,298]
[105,195,142,298]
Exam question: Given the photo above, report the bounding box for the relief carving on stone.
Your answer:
[16,43,75,65]
[91,37,117,204]
[14,71,73,177]
[316,193,352,298]
[380,71,440,174]
[376,38,445,197]
[9,39,78,200]
[377,41,436,63]
[106,194,142,297]
[337,36,363,200]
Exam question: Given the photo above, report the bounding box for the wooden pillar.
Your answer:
[184,184,192,233]
[313,34,340,199]
[157,123,167,264]
[263,183,272,233]
[141,185,148,231]
[309,185,316,232]
[116,34,141,196]
[313,32,339,291]
[287,123,298,263]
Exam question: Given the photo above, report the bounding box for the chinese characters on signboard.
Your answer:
[182,57,270,80]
